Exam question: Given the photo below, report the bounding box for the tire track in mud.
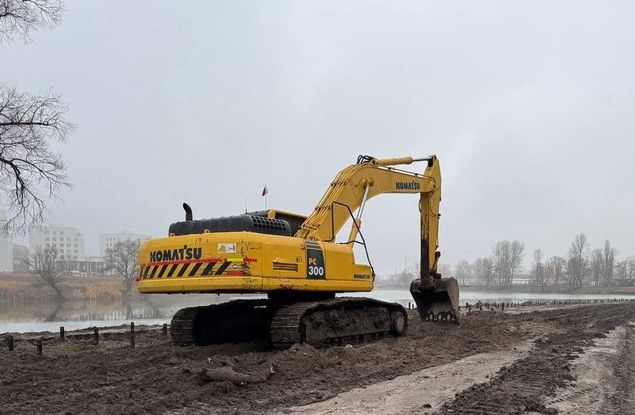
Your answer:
[272,341,533,415]
[545,323,634,414]
[599,323,634,414]
[435,303,635,415]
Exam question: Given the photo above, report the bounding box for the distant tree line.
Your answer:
[383,234,634,291]
[452,234,634,290]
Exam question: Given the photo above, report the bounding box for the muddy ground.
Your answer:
[0,301,633,415]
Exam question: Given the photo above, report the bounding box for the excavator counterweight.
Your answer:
[137,154,459,347]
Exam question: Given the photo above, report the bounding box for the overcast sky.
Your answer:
[2,1,634,275]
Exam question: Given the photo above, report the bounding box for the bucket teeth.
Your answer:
[423,310,459,322]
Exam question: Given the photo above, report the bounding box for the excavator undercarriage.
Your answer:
[169,296,408,348]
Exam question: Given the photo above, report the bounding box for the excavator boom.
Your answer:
[295,154,459,321]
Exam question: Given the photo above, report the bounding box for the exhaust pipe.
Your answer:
[183,203,193,221]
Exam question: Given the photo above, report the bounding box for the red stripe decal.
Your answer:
[142,257,257,267]
[142,257,224,267]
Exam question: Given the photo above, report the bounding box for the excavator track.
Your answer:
[170,297,408,348]
[270,297,407,349]
[170,299,271,346]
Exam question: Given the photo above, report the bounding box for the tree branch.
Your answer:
[0,85,73,234]
[0,0,64,43]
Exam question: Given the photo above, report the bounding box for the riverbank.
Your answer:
[0,272,125,304]
[461,284,635,295]
[376,281,635,295]
[1,301,633,414]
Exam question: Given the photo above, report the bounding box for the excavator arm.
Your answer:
[296,154,459,322]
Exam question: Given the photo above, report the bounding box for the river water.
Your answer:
[1,289,633,334]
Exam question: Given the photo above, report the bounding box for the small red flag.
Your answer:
[262,185,268,197]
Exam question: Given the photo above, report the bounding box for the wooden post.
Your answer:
[37,338,43,357]
[6,335,14,351]
[162,323,168,335]
[130,322,135,348]
[60,326,65,341]
[93,327,99,345]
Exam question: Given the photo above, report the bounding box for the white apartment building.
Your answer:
[29,225,86,261]
[0,210,13,271]
[99,232,151,256]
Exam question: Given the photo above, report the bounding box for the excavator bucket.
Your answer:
[409,277,460,323]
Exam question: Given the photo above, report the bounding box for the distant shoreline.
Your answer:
[374,282,635,295]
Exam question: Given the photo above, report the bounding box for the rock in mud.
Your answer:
[198,364,274,386]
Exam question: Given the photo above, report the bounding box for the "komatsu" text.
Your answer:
[149,245,202,262]
[395,181,421,190]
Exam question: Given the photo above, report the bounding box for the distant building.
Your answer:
[99,232,151,256]
[12,244,29,271]
[512,277,532,285]
[0,210,13,271]
[29,225,86,261]
[59,255,106,276]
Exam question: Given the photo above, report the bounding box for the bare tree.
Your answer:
[0,86,72,232]
[473,257,495,287]
[628,260,635,282]
[510,241,524,282]
[602,240,616,286]
[387,266,415,285]
[615,260,627,281]
[546,256,566,286]
[491,240,524,288]
[1,1,71,233]
[482,257,495,287]
[590,249,604,287]
[105,240,141,295]
[24,244,65,299]
[566,233,589,290]
[531,249,548,291]
[492,240,509,287]
[0,0,63,43]
[455,260,471,285]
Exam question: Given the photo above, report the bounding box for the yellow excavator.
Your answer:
[137,155,459,347]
